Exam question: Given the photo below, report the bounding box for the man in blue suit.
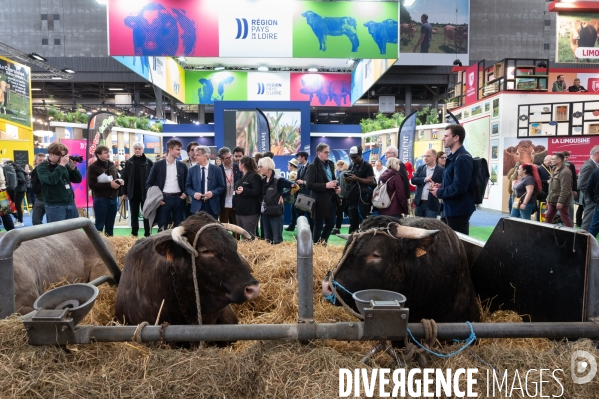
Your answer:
[145,139,188,231]
[185,145,225,219]
[411,148,444,218]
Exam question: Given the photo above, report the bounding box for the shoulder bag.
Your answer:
[295,193,315,213]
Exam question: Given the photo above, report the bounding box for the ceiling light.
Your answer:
[51,76,63,80]
[308,67,318,72]
[258,66,269,72]
[329,121,340,123]
[241,67,251,70]
[214,66,225,71]
[29,53,47,62]
[346,59,355,65]
[31,88,41,91]
[61,68,76,74]
[177,56,187,62]
[108,88,123,91]
[86,112,92,115]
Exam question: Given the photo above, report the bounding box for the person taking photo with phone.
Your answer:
[87,145,122,236]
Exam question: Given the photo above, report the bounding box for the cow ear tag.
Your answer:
[166,250,174,261]
[415,248,427,257]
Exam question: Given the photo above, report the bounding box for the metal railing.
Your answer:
[0,218,121,318]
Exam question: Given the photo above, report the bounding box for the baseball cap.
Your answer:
[349,146,362,156]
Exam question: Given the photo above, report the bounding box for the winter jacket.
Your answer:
[123,154,153,201]
[87,159,120,199]
[35,161,82,205]
[436,146,475,218]
[14,165,27,192]
[305,157,337,220]
[377,168,409,216]
[546,165,573,206]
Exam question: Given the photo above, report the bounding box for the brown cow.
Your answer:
[0,230,117,315]
[571,20,598,62]
[444,25,467,50]
[400,22,416,40]
[455,30,468,52]
[115,212,260,327]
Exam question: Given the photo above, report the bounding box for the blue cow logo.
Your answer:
[235,18,249,39]
[198,75,235,104]
[363,19,398,55]
[301,10,359,52]
[257,82,265,95]
[124,3,197,56]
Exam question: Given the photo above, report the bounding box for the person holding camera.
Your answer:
[87,145,122,236]
[345,146,376,233]
[36,142,82,223]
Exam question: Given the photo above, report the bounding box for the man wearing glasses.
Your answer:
[217,146,242,229]
[185,145,225,220]
[35,142,82,222]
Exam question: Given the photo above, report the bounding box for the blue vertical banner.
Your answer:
[256,108,271,153]
[398,110,417,164]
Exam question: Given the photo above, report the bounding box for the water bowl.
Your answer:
[33,283,99,325]
[352,289,406,317]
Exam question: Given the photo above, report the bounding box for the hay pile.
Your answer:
[0,238,597,398]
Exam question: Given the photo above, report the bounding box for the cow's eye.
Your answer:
[200,250,215,256]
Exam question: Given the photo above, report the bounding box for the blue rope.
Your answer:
[323,280,354,305]
[406,321,476,359]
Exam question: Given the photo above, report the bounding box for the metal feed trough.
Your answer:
[0,217,597,346]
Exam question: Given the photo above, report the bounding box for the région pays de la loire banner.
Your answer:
[108,0,397,58]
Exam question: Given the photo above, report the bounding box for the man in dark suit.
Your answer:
[578,146,599,231]
[217,146,242,229]
[145,139,188,231]
[411,148,444,218]
[185,145,225,219]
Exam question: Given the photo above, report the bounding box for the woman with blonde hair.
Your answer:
[376,157,409,218]
[258,157,297,244]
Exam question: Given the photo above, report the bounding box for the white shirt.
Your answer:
[421,165,435,200]
[163,159,181,193]
[374,166,386,182]
[223,166,234,208]
[198,164,209,195]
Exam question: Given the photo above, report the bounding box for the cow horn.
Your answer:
[336,234,351,240]
[393,225,439,240]
[171,226,199,257]
[221,223,252,239]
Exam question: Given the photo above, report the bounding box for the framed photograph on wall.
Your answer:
[490,139,499,160]
[490,163,498,184]
[484,102,490,113]
[492,98,500,118]
[554,104,569,122]
[491,121,500,136]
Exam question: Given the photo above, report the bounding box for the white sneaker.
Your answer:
[14,222,24,227]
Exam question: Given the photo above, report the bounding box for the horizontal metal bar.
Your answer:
[79,322,599,344]
[88,275,117,287]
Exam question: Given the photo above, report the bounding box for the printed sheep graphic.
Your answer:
[301,10,359,52]
[124,2,196,56]
[363,19,398,55]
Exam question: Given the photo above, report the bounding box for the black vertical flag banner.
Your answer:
[397,110,418,165]
[256,108,271,154]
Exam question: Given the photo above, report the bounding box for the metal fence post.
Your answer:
[297,216,313,323]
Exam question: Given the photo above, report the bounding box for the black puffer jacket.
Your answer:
[14,164,27,192]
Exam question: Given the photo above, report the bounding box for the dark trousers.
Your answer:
[287,204,299,229]
[335,199,346,229]
[219,207,239,239]
[348,202,372,234]
[444,214,471,235]
[129,196,151,237]
[313,197,337,244]
[93,197,118,236]
[26,188,35,207]
[32,198,45,225]
[157,195,185,231]
[1,214,14,231]
[12,191,25,223]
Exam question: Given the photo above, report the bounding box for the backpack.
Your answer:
[456,154,490,205]
[372,180,395,209]
[2,164,17,191]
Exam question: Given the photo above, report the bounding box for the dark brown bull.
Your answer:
[115,212,260,326]
[322,216,480,323]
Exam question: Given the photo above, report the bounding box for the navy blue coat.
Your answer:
[145,159,188,194]
[411,164,444,211]
[436,146,475,217]
[185,163,226,214]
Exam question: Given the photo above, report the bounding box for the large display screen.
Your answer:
[398,0,470,66]
[0,55,32,130]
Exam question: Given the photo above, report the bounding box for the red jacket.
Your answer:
[377,169,409,216]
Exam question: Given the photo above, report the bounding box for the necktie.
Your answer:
[200,167,205,194]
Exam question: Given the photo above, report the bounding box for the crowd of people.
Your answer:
[1,125,485,240]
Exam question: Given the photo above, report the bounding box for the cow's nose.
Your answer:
[321,281,333,296]
[244,283,261,300]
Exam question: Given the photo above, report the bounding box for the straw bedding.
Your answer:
[0,237,597,398]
